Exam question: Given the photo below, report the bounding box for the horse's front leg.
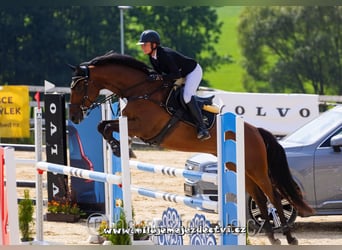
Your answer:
[98,119,121,157]
[97,119,136,158]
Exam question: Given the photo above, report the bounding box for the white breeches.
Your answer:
[183,64,203,104]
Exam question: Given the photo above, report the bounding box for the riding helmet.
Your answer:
[137,30,160,45]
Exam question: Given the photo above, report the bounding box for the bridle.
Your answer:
[70,65,93,116]
[70,65,115,117]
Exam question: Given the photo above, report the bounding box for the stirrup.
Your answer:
[197,130,211,140]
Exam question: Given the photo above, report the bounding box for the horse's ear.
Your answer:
[67,63,76,71]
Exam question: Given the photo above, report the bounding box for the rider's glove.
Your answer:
[148,74,163,81]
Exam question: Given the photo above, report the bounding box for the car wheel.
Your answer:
[246,195,297,233]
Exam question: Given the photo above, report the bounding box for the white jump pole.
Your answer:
[102,102,113,224]
[4,147,20,244]
[119,116,132,224]
[34,107,44,242]
[236,116,246,245]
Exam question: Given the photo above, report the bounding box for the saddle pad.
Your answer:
[165,88,216,129]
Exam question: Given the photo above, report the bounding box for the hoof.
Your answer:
[108,140,121,157]
[288,237,298,245]
[270,239,281,245]
[111,145,121,157]
[129,149,137,158]
[112,149,121,158]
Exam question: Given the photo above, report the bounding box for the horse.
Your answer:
[68,52,314,245]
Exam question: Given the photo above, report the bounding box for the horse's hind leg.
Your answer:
[251,180,298,245]
[247,182,281,245]
[268,191,298,245]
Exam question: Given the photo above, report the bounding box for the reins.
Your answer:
[124,80,173,108]
[72,64,174,118]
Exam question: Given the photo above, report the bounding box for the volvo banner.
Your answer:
[44,94,68,201]
[200,90,320,136]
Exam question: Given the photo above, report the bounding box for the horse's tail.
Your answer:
[257,127,315,217]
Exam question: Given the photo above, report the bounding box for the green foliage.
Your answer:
[204,6,245,91]
[0,7,121,85]
[3,6,340,95]
[18,190,34,241]
[0,7,229,88]
[238,6,342,95]
[99,208,131,245]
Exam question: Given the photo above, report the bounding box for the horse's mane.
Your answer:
[83,51,152,75]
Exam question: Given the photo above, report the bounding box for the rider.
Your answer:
[137,29,210,140]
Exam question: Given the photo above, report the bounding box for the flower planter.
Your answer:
[46,213,80,223]
[21,237,34,243]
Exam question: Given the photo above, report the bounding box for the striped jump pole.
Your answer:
[131,185,217,211]
[36,162,122,185]
[129,160,217,185]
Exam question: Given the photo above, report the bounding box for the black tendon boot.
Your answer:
[186,96,210,140]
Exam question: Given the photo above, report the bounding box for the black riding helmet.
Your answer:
[137,30,160,45]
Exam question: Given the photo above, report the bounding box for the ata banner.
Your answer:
[0,86,30,138]
[44,94,68,201]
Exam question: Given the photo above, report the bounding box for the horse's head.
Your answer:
[69,63,101,124]
[69,52,164,124]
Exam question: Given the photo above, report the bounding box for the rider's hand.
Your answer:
[148,74,163,81]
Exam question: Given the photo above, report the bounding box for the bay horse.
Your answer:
[68,52,314,245]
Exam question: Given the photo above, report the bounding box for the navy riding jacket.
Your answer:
[149,46,197,81]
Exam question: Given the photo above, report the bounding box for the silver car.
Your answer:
[184,105,342,229]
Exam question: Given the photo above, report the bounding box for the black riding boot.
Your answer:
[187,96,211,140]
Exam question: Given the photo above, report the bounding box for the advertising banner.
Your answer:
[0,86,29,138]
[44,94,68,201]
[201,90,319,136]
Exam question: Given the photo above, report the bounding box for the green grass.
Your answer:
[204,6,245,92]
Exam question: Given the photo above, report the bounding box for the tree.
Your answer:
[0,7,122,85]
[0,7,229,87]
[238,6,342,95]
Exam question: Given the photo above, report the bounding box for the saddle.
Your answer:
[138,79,218,145]
[165,86,217,130]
